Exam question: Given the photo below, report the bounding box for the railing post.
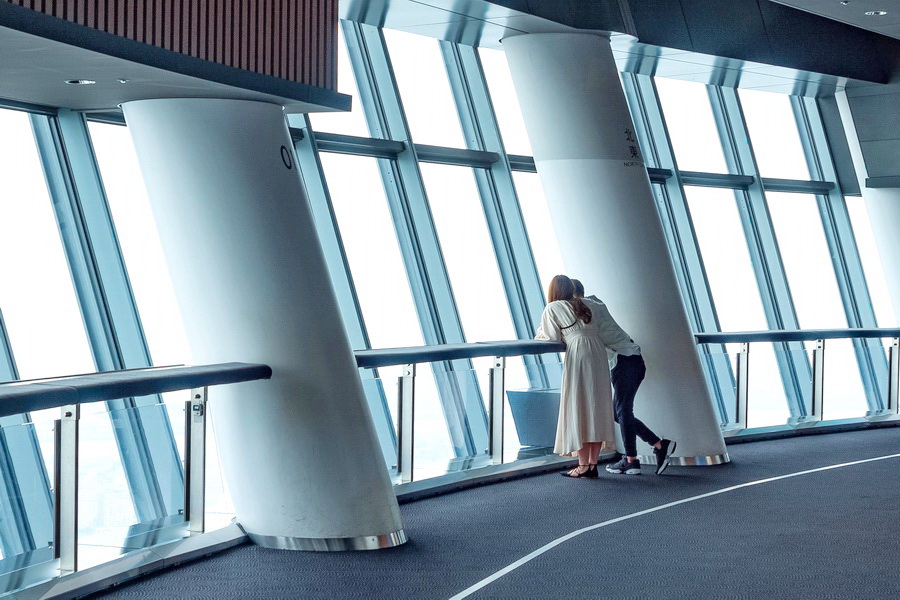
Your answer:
[489,356,506,465]
[397,364,415,484]
[54,404,79,574]
[735,343,749,430]
[888,338,899,414]
[811,339,825,421]
[184,387,207,534]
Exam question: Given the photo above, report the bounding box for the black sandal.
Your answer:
[560,464,598,479]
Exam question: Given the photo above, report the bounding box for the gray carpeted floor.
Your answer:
[89,427,900,599]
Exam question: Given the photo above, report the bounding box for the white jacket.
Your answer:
[582,295,641,368]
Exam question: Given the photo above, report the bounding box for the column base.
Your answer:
[637,453,730,467]
[248,529,408,551]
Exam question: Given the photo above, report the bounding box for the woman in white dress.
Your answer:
[535,275,616,478]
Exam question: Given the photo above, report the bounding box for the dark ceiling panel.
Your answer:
[678,0,774,63]
[758,0,890,82]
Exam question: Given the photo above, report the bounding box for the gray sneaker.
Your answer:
[605,456,641,475]
[653,439,677,475]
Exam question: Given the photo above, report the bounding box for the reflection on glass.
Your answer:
[383,28,465,148]
[846,197,896,327]
[478,47,533,155]
[420,163,516,342]
[654,78,728,173]
[513,171,565,291]
[0,110,95,380]
[738,89,810,180]
[767,192,845,329]
[308,24,370,137]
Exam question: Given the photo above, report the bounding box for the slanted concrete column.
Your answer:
[503,33,727,463]
[121,98,405,550]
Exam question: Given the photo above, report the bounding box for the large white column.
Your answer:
[121,98,405,550]
[836,92,900,324]
[503,33,727,462]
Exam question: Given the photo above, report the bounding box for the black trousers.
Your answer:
[611,353,660,457]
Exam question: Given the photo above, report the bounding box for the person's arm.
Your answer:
[535,303,564,342]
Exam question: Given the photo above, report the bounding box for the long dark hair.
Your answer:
[547,275,592,324]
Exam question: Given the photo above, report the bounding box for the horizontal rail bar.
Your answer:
[760,177,835,194]
[679,172,755,189]
[355,340,566,369]
[695,328,900,345]
[309,130,406,159]
[414,144,500,168]
[0,362,272,418]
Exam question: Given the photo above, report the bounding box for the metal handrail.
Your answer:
[694,328,900,432]
[355,340,565,484]
[354,339,565,369]
[695,327,900,344]
[0,362,272,574]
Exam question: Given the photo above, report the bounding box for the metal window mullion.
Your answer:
[446,42,555,388]
[795,97,889,412]
[345,22,486,457]
[290,116,398,469]
[30,112,181,521]
[622,73,735,422]
[712,87,812,419]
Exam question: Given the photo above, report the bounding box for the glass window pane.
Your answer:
[654,78,729,173]
[478,47,533,155]
[320,153,422,349]
[738,89,810,180]
[767,192,845,328]
[308,24,370,137]
[767,192,866,420]
[0,109,95,379]
[684,186,767,331]
[513,171,565,292]
[88,122,192,367]
[846,197,897,327]
[320,153,454,475]
[383,28,465,148]
[419,163,516,342]
[684,186,788,426]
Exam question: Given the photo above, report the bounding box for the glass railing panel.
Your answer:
[700,343,738,426]
[508,359,563,461]
[821,338,868,420]
[0,418,57,594]
[375,364,454,483]
[78,403,185,570]
[750,343,792,428]
[432,367,487,477]
[204,405,236,532]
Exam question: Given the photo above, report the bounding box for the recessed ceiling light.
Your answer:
[865,10,887,15]
[65,79,96,85]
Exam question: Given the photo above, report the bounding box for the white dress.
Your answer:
[535,300,616,457]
